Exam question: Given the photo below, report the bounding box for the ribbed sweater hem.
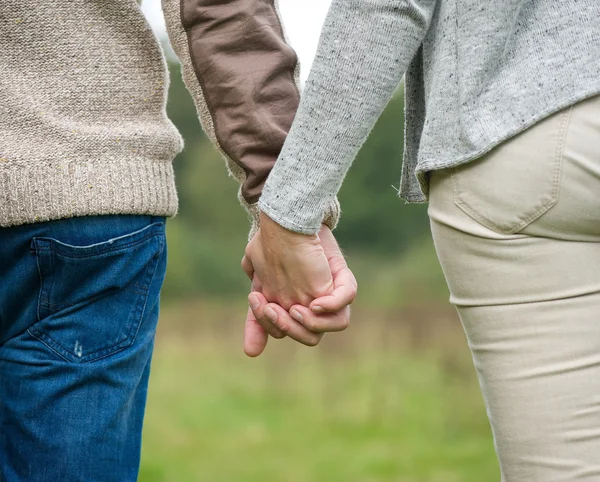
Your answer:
[0,159,178,228]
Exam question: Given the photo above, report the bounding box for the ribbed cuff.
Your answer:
[251,196,341,238]
[246,201,261,241]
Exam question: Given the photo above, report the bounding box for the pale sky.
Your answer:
[140,0,332,84]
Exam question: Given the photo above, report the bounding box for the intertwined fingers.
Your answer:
[250,292,324,347]
[248,292,285,340]
[289,304,351,333]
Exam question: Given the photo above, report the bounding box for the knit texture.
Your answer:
[0,2,183,227]
[162,0,340,240]
[259,0,600,234]
[5,1,599,235]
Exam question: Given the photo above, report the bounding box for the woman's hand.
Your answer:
[242,212,357,357]
[242,212,335,310]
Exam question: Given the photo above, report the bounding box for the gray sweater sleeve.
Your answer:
[258,0,437,234]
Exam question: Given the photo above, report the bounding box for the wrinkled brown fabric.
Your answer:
[181,0,300,204]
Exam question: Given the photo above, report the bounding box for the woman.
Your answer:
[240,0,600,479]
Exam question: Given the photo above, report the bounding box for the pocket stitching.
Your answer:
[33,242,56,319]
[50,230,163,259]
[451,106,573,234]
[123,244,164,361]
[34,244,45,322]
[26,328,70,362]
[27,244,162,363]
[33,232,163,314]
[29,230,165,363]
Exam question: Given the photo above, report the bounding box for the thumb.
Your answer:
[244,307,268,357]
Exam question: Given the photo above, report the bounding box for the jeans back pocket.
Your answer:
[29,221,166,363]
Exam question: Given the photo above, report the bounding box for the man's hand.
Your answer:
[241,212,357,357]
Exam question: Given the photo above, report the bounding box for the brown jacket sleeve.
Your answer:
[163,0,340,237]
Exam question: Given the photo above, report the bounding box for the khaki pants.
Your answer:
[428,95,600,481]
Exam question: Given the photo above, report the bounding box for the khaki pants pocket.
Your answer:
[450,105,573,235]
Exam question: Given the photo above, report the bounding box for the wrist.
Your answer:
[259,211,318,241]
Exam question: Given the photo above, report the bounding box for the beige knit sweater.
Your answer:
[1,1,338,236]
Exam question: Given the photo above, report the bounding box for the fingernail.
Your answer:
[312,305,324,313]
[264,307,278,323]
[248,294,259,310]
[290,309,303,324]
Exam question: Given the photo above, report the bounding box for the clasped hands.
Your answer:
[241,212,357,357]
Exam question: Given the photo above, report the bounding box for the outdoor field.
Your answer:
[139,296,500,481]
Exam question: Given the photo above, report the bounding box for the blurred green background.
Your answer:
[139,62,500,481]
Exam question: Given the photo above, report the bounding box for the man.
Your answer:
[0,1,354,480]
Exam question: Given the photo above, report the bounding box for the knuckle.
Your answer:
[347,287,358,301]
[329,255,347,270]
[339,317,350,330]
[301,317,316,331]
[276,322,290,334]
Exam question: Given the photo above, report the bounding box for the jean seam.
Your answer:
[27,234,164,363]
[27,328,70,362]
[91,237,165,364]
[49,231,163,259]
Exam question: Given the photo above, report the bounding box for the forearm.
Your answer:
[162,0,341,238]
[258,0,437,235]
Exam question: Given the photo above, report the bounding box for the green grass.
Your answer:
[139,302,499,481]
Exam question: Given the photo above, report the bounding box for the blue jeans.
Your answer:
[0,215,167,481]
